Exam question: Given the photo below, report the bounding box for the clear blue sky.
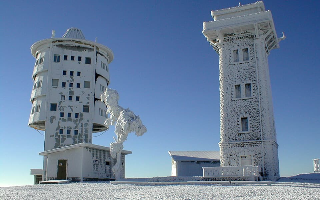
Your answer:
[0,0,319,186]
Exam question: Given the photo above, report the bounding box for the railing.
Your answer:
[203,166,259,178]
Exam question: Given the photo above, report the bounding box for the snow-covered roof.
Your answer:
[168,151,220,162]
[62,27,85,39]
[39,143,132,156]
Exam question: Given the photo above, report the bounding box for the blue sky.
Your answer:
[0,0,319,186]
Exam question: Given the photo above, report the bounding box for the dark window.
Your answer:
[241,117,249,132]
[68,113,71,118]
[84,81,90,88]
[62,82,66,88]
[54,54,60,62]
[243,48,249,61]
[75,113,79,118]
[77,83,80,88]
[69,83,73,87]
[50,103,57,111]
[71,56,75,61]
[78,56,81,61]
[77,71,81,76]
[233,50,239,62]
[69,96,72,101]
[76,96,80,101]
[64,55,68,60]
[74,130,78,135]
[70,71,74,76]
[59,129,63,134]
[67,129,71,135]
[61,95,65,100]
[235,85,241,98]
[60,112,64,117]
[85,57,91,64]
[63,70,67,75]
[83,105,89,112]
[245,83,251,97]
[105,161,110,165]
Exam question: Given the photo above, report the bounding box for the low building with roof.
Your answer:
[168,151,220,176]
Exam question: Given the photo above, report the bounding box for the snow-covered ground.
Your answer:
[1,174,319,200]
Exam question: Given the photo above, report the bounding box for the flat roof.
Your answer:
[39,143,132,156]
[168,151,220,162]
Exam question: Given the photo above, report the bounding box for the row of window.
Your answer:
[235,83,251,98]
[52,79,90,88]
[59,128,79,135]
[31,105,41,114]
[50,103,90,113]
[101,61,108,72]
[61,95,80,101]
[33,80,42,89]
[54,54,91,64]
[63,70,81,76]
[35,57,44,66]
[60,112,80,118]
[233,48,249,62]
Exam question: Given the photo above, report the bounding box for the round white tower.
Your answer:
[29,28,113,151]
[203,2,283,180]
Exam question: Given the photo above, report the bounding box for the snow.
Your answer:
[1,180,319,199]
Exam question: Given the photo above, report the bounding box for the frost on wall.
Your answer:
[101,88,147,180]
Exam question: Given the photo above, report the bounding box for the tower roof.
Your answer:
[62,27,85,40]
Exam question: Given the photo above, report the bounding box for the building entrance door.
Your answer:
[57,160,67,180]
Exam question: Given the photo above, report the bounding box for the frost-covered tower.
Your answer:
[29,28,112,151]
[203,2,283,180]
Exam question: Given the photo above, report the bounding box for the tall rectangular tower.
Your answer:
[203,1,283,180]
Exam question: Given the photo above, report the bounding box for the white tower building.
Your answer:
[29,28,112,151]
[203,2,283,180]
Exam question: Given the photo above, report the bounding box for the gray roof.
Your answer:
[62,27,85,40]
[168,151,220,162]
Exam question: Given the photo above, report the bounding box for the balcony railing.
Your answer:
[203,166,259,179]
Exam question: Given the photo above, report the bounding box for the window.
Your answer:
[233,50,239,62]
[235,85,241,98]
[63,70,67,75]
[243,48,249,61]
[62,82,66,88]
[69,96,72,101]
[75,113,79,118]
[68,113,71,118]
[77,71,81,76]
[83,105,89,112]
[50,103,57,111]
[76,96,80,101]
[67,129,71,135]
[61,95,65,100]
[64,55,68,60]
[69,83,73,87]
[74,130,79,135]
[70,71,74,76]
[59,129,63,134]
[54,54,60,62]
[71,56,75,61]
[245,83,251,97]
[78,56,82,62]
[100,84,105,92]
[77,83,80,88]
[241,117,249,132]
[85,57,91,64]
[84,81,90,88]
[52,79,59,87]
[60,112,64,117]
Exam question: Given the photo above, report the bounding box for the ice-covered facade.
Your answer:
[29,28,138,181]
[202,1,284,180]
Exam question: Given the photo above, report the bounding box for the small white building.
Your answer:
[40,143,131,181]
[169,151,220,176]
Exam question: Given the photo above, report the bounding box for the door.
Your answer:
[57,160,67,180]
